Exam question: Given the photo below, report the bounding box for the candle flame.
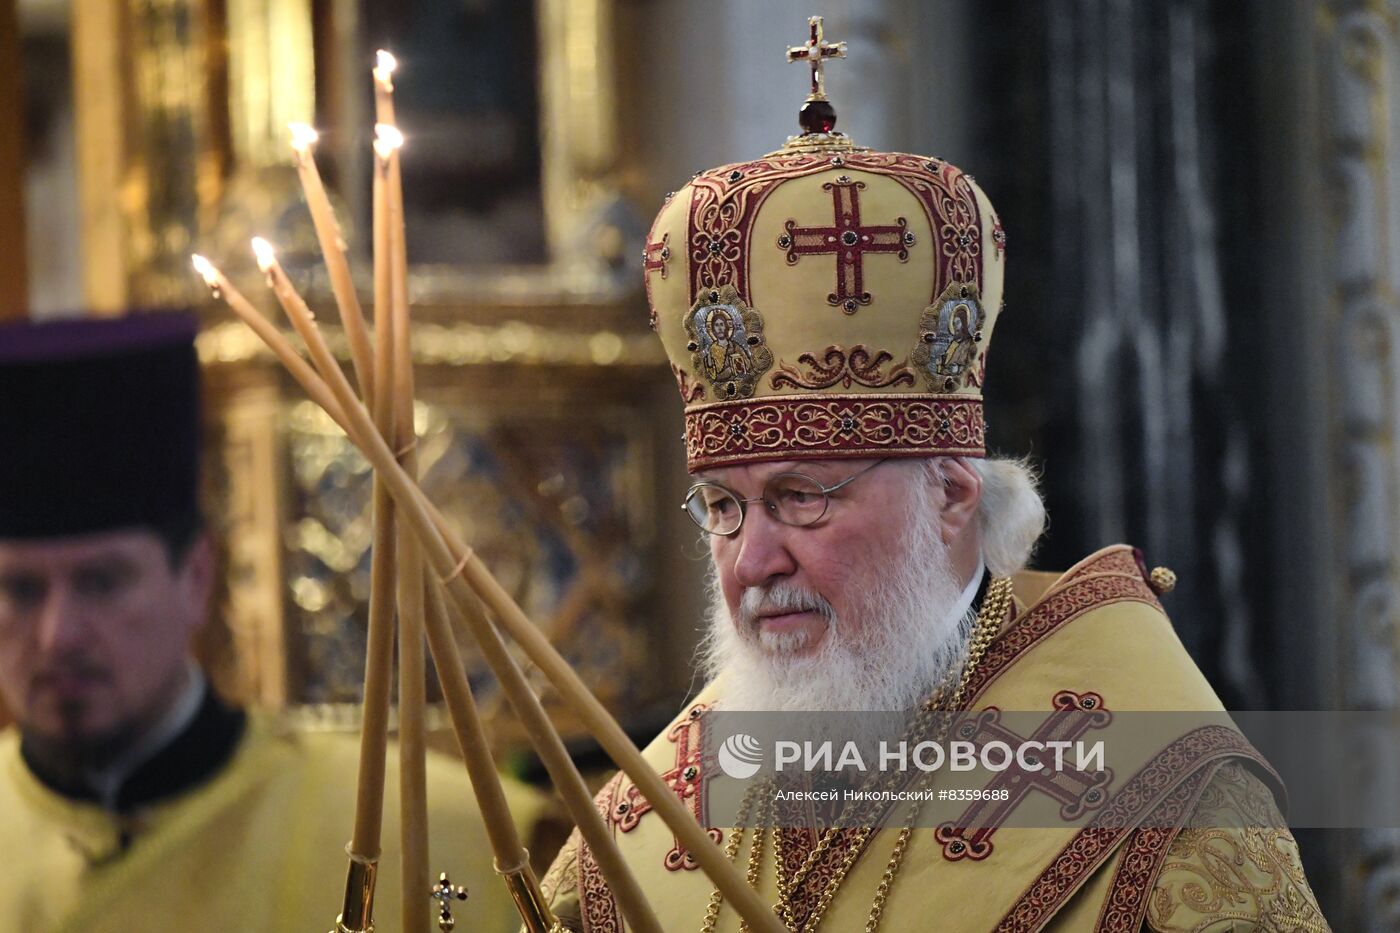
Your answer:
[373,123,405,160]
[374,50,397,86]
[288,122,319,153]
[251,237,277,273]
[191,254,219,287]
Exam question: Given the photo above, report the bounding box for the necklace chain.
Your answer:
[698,576,1015,933]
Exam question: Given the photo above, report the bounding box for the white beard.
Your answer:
[699,493,977,713]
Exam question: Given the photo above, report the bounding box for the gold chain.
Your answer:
[812,575,1012,932]
[698,576,1015,933]
[700,780,777,933]
[700,788,756,933]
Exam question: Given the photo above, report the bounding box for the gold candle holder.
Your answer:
[498,856,560,933]
[336,852,379,932]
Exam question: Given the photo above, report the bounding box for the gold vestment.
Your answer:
[540,546,1328,932]
[0,713,545,932]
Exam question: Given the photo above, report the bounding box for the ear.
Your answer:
[176,535,216,636]
[934,457,982,547]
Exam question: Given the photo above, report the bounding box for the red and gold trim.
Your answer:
[579,780,625,932]
[965,562,1163,705]
[777,176,914,313]
[605,702,721,872]
[994,727,1276,931]
[1094,783,1203,933]
[777,826,868,930]
[683,392,985,470]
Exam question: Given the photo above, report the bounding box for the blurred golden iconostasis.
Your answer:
[3,0,706,760]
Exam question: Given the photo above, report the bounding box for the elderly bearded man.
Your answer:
[538,22,1329,933]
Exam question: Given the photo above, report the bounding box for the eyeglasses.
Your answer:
[681,459,890,537]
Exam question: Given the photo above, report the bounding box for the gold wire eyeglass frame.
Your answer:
[681,458,890,536]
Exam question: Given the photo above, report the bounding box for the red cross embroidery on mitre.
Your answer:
[645,232,671,279]
[644,232,672,330]
[777,176,913,314]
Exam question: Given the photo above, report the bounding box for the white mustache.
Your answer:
[737,582,835,629]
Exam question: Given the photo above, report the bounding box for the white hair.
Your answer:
[924,456,1047,576]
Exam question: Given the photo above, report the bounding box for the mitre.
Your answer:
[645,17,1007,471]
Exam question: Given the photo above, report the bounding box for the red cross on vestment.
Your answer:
[935,690,1114,861]
[608,702,720,871]
[777,177,913,314]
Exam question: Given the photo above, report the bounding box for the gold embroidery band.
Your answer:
[683,393,985,470]
[993,727,1277,932]
[1095,767,1219,933]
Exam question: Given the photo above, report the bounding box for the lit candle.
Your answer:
[250,238,332,380]
[190,255,338,418]
[222,239,394,929]
[370,78,428,926]
[369,51,406,431]
[190,244,741,933]
[377,123,411,439]
[257,226,424,933]
[374,104,430,932]
[372,50,397,128]
[190,251,689,933]
[354,125,403,921]
[288,123,375,405]
[371,123,403,438]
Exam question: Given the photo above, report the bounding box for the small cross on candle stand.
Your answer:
[429,873,469,932]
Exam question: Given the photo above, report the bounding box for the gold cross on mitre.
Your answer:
[786,15,847,101]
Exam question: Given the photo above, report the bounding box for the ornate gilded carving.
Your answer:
[197,320,666,370]
[206,378,288,707]
[273,396,660,716]
[78,0,631,313]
